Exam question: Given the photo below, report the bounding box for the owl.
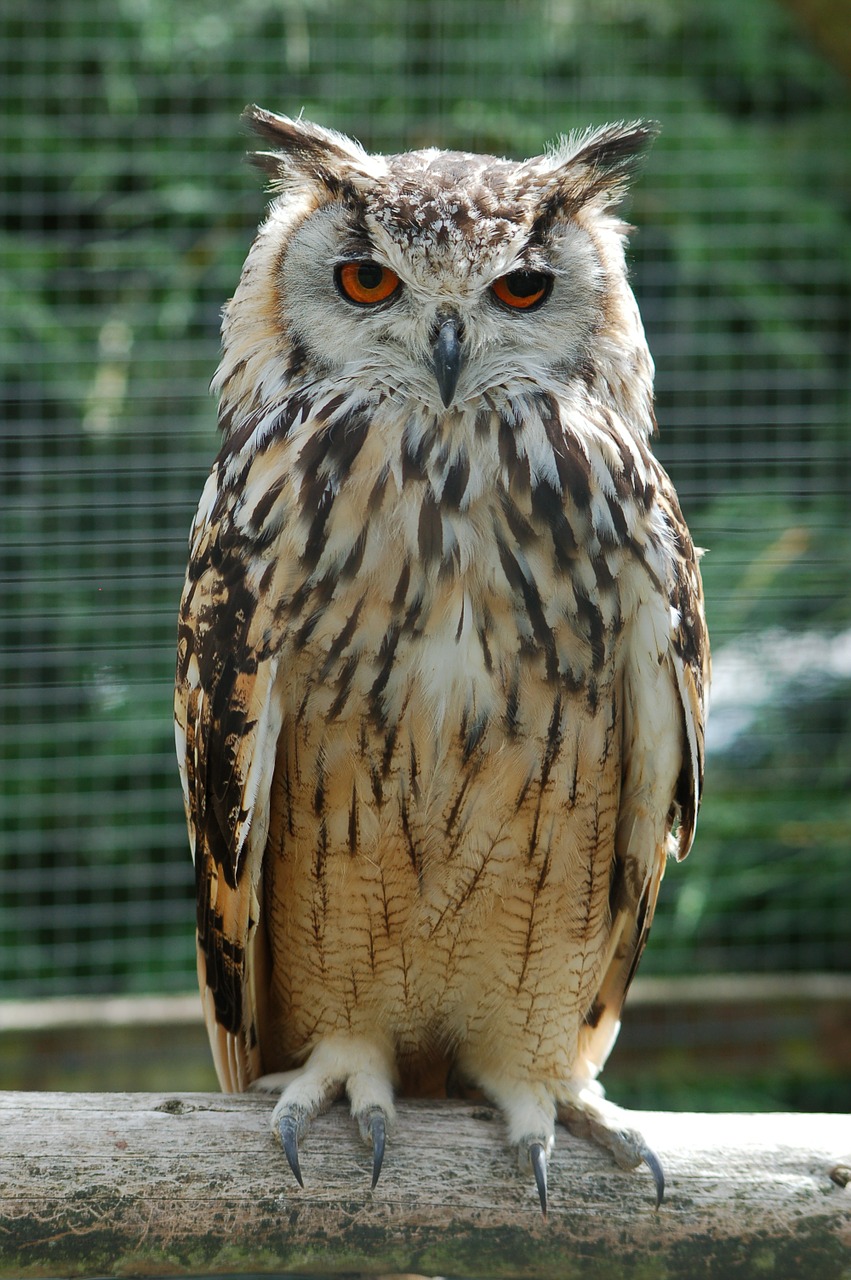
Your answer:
[175,105,708,1214]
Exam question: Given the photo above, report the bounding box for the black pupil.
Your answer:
[357,262,384,290]
[506,270,546,297]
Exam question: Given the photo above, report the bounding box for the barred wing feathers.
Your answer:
[576,476,708,1083]
[175,470,282,1093]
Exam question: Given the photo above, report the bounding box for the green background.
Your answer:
[1,0,849,1023]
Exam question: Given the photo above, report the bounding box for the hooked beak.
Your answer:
[431,315,464,408]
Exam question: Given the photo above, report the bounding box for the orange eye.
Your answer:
[336,261,401,306]
[491,270,552,311]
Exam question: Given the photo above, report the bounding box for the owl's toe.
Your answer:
[528,1140,549,1217]
[356,1108,387,1189]
[352,1104,390,1188]
[463,1061,557,1214]
[268,1034,396,1189]
[271,1090,338,1188]
[556,1086,665,1207]
[511,1134,553,1216]
[641,1145,666,1208]
[276,1103,309,1187]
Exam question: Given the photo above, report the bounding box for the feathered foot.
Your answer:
[465,1059,664,1213]
[556,1084,665,1208]
[253,1035,396,1190]
[465,1067,556,1216]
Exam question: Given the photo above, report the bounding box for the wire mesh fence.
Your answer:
[2,0,849,1000]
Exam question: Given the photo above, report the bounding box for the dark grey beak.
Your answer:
[432,315,464,408]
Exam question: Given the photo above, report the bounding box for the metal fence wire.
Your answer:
[1,0,849,999]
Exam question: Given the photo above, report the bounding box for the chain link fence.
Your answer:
[2,0,849,999]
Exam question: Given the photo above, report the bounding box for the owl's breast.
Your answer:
[250,390,664,739]
[263,535,626,1066]
[270,418,642,873]
[254,395,668,1064]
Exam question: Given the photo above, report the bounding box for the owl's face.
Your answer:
[221,109,657,420]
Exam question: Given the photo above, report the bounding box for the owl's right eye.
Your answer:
[336,261,401,306]
[491,269,553,311]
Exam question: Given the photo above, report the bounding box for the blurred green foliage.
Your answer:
[1,0,849,997]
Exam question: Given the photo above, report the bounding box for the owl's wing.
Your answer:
[577,483,709,1081]
[175,477,282,1092]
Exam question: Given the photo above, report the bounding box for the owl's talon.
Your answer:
[643,1146,665,1208]
[529,1141,549,1217]
[277,1111,305,1188]
[557,1092,667,1207]
[369,1111,386,1189]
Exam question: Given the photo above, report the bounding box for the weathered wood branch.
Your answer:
[1,1092,849,1279]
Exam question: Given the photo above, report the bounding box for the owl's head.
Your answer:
[217,107,657,422]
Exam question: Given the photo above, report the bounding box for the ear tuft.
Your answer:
[564,120,660,177]
[540,120,659,214]
[241,104,373,191]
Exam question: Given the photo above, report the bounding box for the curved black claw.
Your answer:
[529,1141,548,1218]
[278,1113,304,1188]
[643,1146,665,1209]
[369,1111,386,1190]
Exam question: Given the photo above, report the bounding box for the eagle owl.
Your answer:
[175,105,708,1213]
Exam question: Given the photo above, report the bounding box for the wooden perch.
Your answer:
[1,1092,849,1279]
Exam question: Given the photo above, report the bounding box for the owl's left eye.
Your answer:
[336,261,401,306]
[491,270,553,311]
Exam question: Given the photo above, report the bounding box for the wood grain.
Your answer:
[0,1092,849,1278]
